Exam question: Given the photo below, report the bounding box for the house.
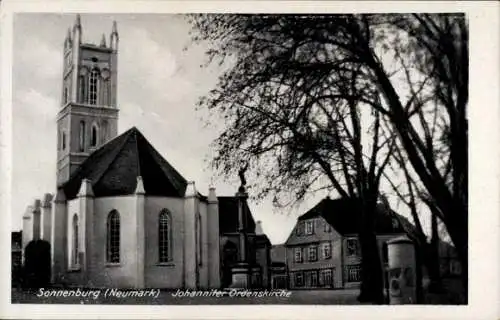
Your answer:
[19,15,271,290]
[285,197,413,290]
[270,244,288,289]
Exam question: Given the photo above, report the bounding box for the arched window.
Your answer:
[196,212,202,266]
[159,210,171,263]
[91,123,98,147]
[72,214,79,266]
[106,210,120,263]
[78,121,85,152]
[88,68,99,105]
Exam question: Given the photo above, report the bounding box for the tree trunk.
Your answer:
[428,212,443,291]
[357,199,385,304]
[423,242,442,292]
[444,205,468,304]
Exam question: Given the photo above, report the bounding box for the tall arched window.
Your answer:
[78,120,85,152]
[91,123,99,147]
[159,210,171,263]
[88,68,99,105]
[106,210,120,263]
[196,212,202,266]
[72,214,79,266]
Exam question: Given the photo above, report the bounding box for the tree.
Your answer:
[188,13,468,302]
[377,14,468,299]
[189,14,397,303]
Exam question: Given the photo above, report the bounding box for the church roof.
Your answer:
[62,127,188,199]
[297,197,411,235]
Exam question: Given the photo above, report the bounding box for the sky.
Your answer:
[10,13,323,244]
[9,12,460,245]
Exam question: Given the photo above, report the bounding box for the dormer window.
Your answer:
[305,220,314,235]
[324,223,332,233]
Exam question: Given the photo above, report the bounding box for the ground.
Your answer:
[11,288,363,305]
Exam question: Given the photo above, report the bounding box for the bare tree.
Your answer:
[188,13,468,302]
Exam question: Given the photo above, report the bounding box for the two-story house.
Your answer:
[285,197,413,290]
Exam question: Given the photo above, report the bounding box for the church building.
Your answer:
[20,15,271,289]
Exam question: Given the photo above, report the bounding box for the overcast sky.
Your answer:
[11,13,325,244]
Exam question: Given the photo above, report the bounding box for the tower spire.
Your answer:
[110,20,119,51]
[74,13,81,31]
[72,14,82,45]
[64,27,72,48]
[100,33,107,47]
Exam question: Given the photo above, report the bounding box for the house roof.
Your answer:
[61,127,188,199]
[218,196,256,234]
[297,197,411,235]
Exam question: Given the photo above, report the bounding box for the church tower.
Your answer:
[57,15,119,186]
